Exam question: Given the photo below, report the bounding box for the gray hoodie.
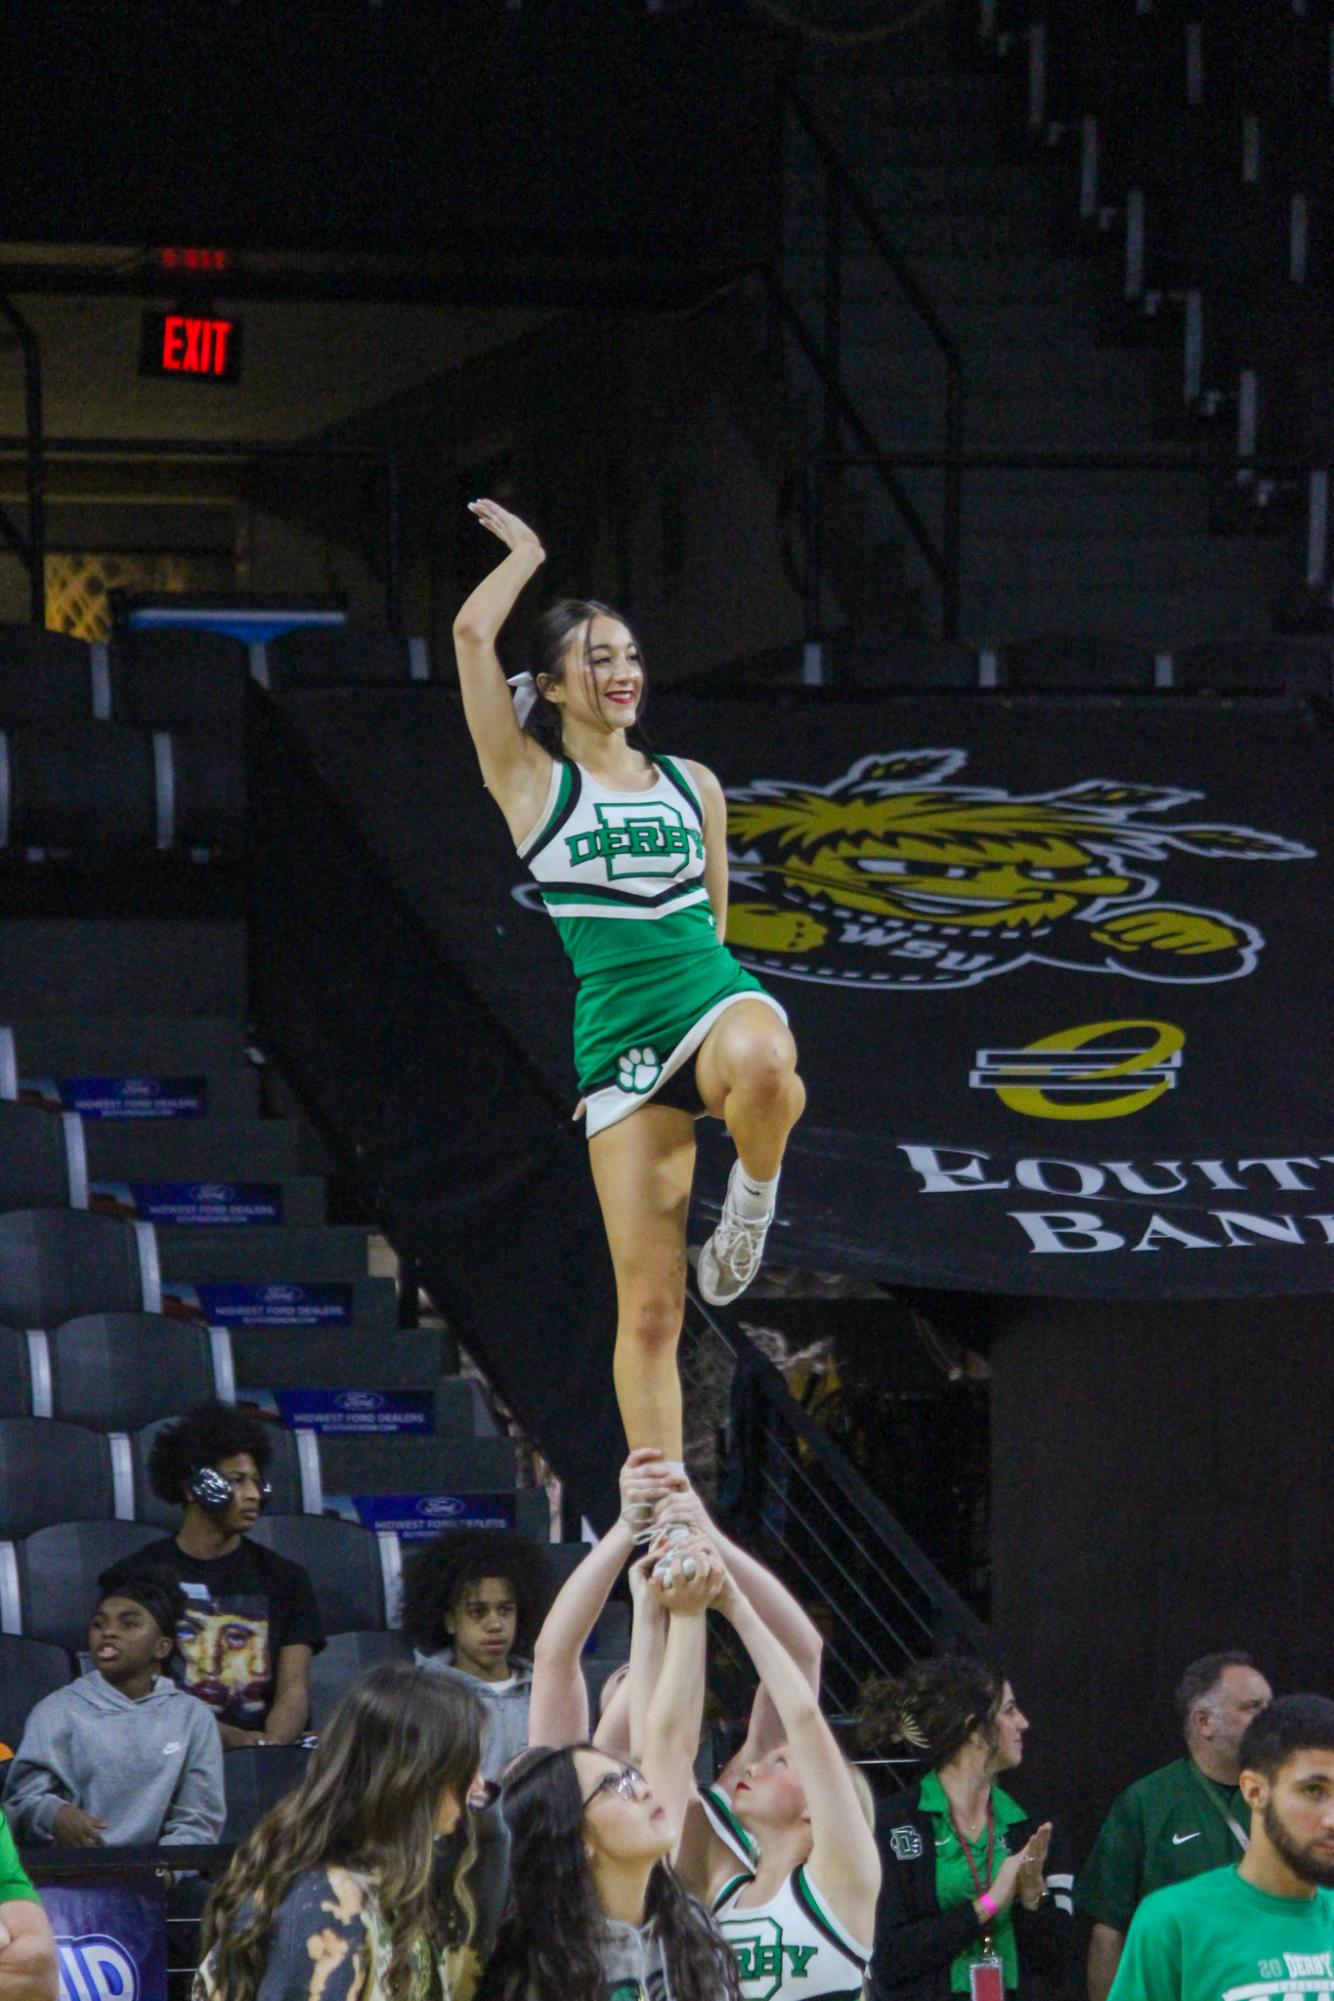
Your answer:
[4,1671,225,1846]
[414,1649,534,1781]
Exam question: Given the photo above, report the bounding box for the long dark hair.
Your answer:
[524,598,652,761]
[477,1744,741,2001]
[857,1654,1004,1770]
[202,1663,483,2001]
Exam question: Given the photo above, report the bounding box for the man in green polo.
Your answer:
[1079,1650,1272,2000]
[0,1810,58,2001]
[1108,1694,1334,2001]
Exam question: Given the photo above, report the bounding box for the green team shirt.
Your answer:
[0,1813,40,1904]
[1108,1865,1334,2001]
[1078,1757,1250,1930]
[918,1770,1027,1993]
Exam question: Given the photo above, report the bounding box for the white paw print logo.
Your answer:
[618,1046,662,1094]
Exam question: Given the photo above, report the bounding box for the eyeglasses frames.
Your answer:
[581,1762,648,1809]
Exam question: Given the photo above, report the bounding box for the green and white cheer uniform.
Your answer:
[518,753,787,1137]
[713,1865,872,2000]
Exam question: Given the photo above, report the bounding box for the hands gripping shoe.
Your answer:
[698,1161,775,1306]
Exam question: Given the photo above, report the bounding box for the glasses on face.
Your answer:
[581,1762,647,1809]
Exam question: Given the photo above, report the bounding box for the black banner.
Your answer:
[284,688,1333,1300]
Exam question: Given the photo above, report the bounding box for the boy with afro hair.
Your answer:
[100,1402,323,1747]
[402,1526,552,1779]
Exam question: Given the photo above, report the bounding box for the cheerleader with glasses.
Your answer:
[452,503,806,1467]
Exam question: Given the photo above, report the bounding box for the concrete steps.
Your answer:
[782,45,1270,643]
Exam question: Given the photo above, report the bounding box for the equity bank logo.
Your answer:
[972,1019,1185,1121]
[723,750,1313,990]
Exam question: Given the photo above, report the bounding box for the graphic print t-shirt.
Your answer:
[101,1535,324,1729]
[1109,1865,1334,2001]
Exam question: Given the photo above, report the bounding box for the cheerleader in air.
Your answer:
[452,501,805,1463]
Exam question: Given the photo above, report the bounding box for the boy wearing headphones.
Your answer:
[100,1404,323,1748]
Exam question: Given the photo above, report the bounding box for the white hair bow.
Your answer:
[507,671,538,726]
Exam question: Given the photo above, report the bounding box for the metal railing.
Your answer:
[0,298,46,625]
[772,82,966,641]
[687,1287,987,1720]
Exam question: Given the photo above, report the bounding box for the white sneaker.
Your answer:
[697,1181,773,1306]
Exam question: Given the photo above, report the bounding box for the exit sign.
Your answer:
[140,310,243,383]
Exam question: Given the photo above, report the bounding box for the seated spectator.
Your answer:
[4,1576,224,1848]
[402,1526,552,1780]
[0,1812,57,2001]
[859,1655,1072,2001]
[100,1403,323,1747]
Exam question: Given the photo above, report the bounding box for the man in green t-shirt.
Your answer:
[1108,1694,1334,2001]
[1079,1649,1272,1999]
[0,1811,58,2001]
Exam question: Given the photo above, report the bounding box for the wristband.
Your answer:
[977,1892,1000,1922]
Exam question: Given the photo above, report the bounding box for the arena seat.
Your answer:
[7,1521,167,1651]
[221,1743,311,1843]
[0,1101,88,1210]
[0,1634,75,1752]
[1168,638,1334,694]
[129,1418,317,1532]
[992,636,1159,690]
[170,732,247,851]
[308,1629,412,1728]
[109,628,249,736]
[0,1209,160,1327]
[44,1314,225,1430]
[0,627,98,726]
[0,1419,119,1539]
[260,627,429,689]
[248,1515,391,1634]
[0,722,159,850]
[834,638,979,689]
[0,1330,33,1419]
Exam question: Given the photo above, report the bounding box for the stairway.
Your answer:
[783,32,1277,643]
[0,917,547,1541]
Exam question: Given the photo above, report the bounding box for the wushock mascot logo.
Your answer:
[724,750,1313,990]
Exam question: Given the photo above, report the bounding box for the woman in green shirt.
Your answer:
[859,1656,1073,2001]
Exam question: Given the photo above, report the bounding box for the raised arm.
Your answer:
[617,1557,670,1766]
[638,1544,721,1843]
[654,1479,823,1770]
[529,1452,672,1746]
[530,1524,630,1748]
[716,1570,881,1943]
[451,500,552,838]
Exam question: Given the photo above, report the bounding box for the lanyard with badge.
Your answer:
[1187,1762,1250,1851]
[948,1803,1005,2001]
